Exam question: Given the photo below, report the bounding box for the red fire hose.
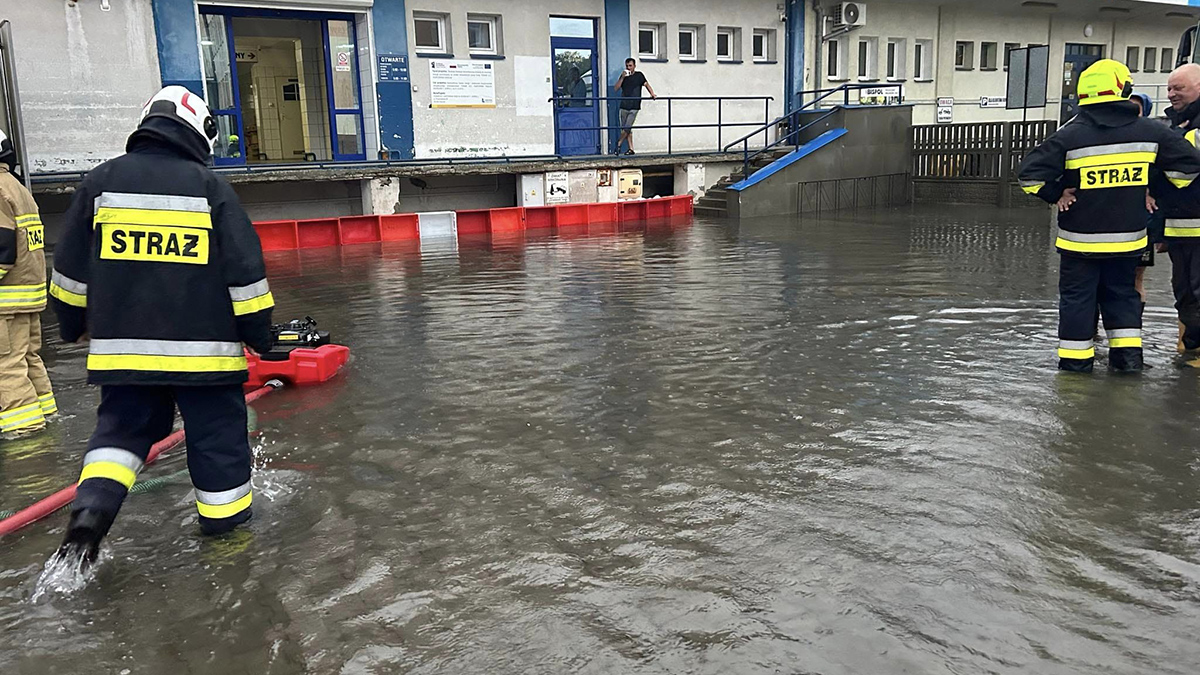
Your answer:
[0,380,284,539]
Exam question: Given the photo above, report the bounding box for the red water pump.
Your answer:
[245,316,350,387]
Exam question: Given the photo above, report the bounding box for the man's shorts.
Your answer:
[619,108,639,130]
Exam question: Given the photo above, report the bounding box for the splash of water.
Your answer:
[31,547,105,601]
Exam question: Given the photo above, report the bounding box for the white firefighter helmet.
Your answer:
[139,86,218,152]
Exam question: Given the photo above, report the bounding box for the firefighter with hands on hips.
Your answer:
[0,128,56,439]
[1019,59,1200,373]
[48,86,275,564]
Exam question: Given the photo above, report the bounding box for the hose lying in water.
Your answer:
[0,380,284,538]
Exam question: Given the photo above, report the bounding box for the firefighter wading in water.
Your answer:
[49,86,275,563]
[1019,59,1200,372]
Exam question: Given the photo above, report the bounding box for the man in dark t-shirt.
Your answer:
[614,58,656,155]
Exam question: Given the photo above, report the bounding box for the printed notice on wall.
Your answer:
[336,51,352,72]
[545,171,570,204]
[430,60,496,108]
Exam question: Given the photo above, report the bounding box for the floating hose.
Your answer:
[0,380,284,538]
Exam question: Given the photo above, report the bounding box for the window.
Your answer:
[717,27,740,62]
[827,37,847,80]
[1144,47,1157,73]
[858,37,878,80]
[467,14,499,56]
[980,42,998,70]
[955,41,974,70]
[1004,42,1020,70]
[887,38,907,79]
[638,23,664,59]
[752,28,776,62]
[914,39,932,81]
[1163,47,1176,72]
[413,12,448,53]
[1126,46,1140,72]
[678,25,700,61]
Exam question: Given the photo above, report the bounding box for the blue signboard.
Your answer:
[378,53,409,83]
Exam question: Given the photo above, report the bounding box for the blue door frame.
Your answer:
[552,32,602,156]
[198,5,367,165]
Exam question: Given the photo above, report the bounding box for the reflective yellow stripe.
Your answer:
[231,292,274,316]
[0,270,6,280]
[1110,337,1143,348]
[1,413,45,432]
[94,207,212,230]
[1,402,45,431]
[39,394,57,415]
[1058,347,1096,359]
[87,354,248,373]
[49,281,87,307]
[196,492,252,520]
[15,214,41,225]
[1022,182,1045,195]
[1,401,41,420]
[1055,236,1148,253]
[78,461,138,489]
[1169,175,1196,189]
[1165,227,1200,237]
[1064,151,1157,170]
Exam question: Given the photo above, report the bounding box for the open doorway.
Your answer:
[199,7,366,166]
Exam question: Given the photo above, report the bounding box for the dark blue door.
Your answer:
[1060,45,1104,123]
[552,35,600,156]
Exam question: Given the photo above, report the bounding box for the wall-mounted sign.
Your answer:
[858,85,902,102]
[429,59,496,108]
[545,171,569,204]
[335,51,351,72]
[936,97,954,124]
[377,54,409,83]
[235,50,257,63]
[980,96,1007,108]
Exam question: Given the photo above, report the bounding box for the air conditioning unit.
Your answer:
[832,2,867,28]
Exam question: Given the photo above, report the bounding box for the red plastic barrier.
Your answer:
[245,344,351,388]
[380,214,420,241]
[488,207,525,233]
[524,205,557,230]
[455,209,491,236]
[619,201,648,223]
[555,203,589,228]
[297,218,340,249]
[588,202,619,224]
[645,199,671,220]
[338,215,382,245]
[255,220,299,252]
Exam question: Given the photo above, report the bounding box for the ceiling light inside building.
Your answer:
[1021,1,1058,8]
[1098,6,1131,15]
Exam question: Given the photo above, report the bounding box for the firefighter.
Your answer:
[0,129,55,438]
[1018,59,1200,373]
[49,86,275,562]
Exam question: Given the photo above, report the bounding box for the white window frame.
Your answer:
[467,14,499,56]
[980,41,998,70]
[638,23,663,59]
[678,25,699,61]
[955,41,974,70]
[1163,47,1176,72]
[717,26,739,62]
[1144,46,1158,73]
[752,28,775,62]
[827,36,848,81]
[858,37,878,81]
[886,38,907,80]
[413,12,448,54]
[1003,42,1020,71]
[1127,46,1140,73]
[914,39,933,81]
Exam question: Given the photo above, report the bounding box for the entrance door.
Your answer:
[1061,43,1105,123]
[550,17,600,156]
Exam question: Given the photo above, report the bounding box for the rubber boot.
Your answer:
[200,507,253,537]
[53,508,115,567]
[1109,348,1144,373]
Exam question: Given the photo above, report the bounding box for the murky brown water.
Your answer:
[2,205,1200,674]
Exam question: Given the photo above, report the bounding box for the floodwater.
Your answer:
[2,205,1200,674]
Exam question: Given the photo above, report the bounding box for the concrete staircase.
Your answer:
[694,148,794,218]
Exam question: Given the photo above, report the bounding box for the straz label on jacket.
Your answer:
[25,225,44,251]
[1080,163,1149,190]
[99,224,209,264]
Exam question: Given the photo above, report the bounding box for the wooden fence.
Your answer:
[911,120,1058,205]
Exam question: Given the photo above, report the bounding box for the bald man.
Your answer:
[1154,63,1200,361]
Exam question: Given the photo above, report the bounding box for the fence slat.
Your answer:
[911,120,1057,181]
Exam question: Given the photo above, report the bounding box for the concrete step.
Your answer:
[694,206,728,217]
[696,196,727,208]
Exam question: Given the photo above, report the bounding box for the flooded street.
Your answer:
[2,204,1199,674]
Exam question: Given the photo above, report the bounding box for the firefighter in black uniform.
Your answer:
[1019,59,1200,373]
[49,86,275,562]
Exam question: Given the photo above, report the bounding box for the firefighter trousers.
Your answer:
[1169,241,1200,351]
[0,312,55,434]
[73,384,254,536]
[1059,255,1143,373]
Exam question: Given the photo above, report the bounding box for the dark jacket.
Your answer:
[49,117,274,386]
[1155,99,1200,239]
[1018,102,1200,257]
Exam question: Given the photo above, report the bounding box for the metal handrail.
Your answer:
[723,83,903,180]
[548,94,774,155]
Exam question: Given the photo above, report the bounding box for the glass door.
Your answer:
[324,19,366,161]
[199,13,245,165]
[551,17,601,156]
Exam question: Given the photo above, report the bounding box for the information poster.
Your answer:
[936,97,954,124]
[430,60,496,108]
[545,171,569,204]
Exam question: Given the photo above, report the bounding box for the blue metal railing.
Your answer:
[723,83,904,180]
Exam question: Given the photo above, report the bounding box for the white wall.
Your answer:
[406,0,606,159]
[628,0,785,153]
[8,1,161,174]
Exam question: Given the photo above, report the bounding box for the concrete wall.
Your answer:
[405,0,606,158]
[627,0,785,153]
[730,105,912,218]
[803,1,1195,126]
[8,1,161,173]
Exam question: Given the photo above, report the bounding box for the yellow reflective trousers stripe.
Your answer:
[0,402,45,431]
[196,492,253,520]
[79,461,138,489]
[87,354,248,373]
[1058,347,1096,360]
[1110,337,1143,348]
[39,393,57,415]
[1055,236,1148,254]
